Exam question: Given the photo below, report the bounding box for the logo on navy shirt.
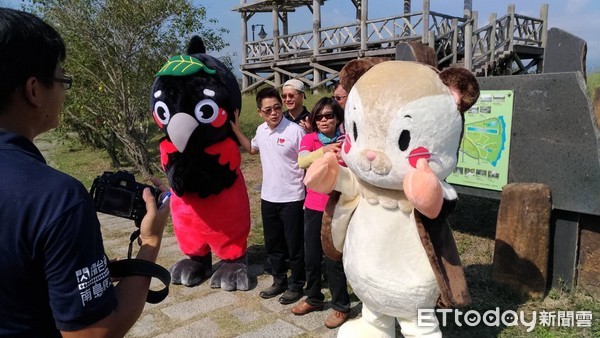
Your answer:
[75,256,112,306]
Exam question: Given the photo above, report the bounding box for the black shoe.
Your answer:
[259,283,287,299]
[279,290,303,305]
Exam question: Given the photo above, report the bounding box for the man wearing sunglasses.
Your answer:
[231,87,307,306]
[0,8,170,338]
[281,79,312,133]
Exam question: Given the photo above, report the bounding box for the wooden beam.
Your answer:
[422,0,429,44]
[360,0,368,52]
[309,62,338,74]
[240,70,275,92]
[540,4,549,49]
[313,0,321,86]
[272,2,281,85]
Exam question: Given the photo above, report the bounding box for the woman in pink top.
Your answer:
[292,97,351,328]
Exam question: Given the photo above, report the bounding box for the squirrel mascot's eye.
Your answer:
[398,130,411,151]
[194,99,220,124]
[352,121,358,141]
[154,101,170,125]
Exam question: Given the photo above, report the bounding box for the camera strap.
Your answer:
[108,259,171,303]
[107,229,171,304]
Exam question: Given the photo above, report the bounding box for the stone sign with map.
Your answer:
[447,90,513,191]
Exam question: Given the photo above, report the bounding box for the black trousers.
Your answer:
[304,208,350,312]
[261,199,306,292]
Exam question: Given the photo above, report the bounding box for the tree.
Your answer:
[30,0,230,177]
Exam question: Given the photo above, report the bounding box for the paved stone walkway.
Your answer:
[34,134,359,337]
[99,213,360,338]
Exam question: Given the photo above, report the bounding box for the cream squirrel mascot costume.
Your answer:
[305,59,479,337]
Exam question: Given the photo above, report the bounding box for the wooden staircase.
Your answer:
[436,4,547,77]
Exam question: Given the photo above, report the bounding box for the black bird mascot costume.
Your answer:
[150,36,250,291]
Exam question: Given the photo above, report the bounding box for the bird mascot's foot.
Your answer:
[210,255,249,291]
[169,254,212,287]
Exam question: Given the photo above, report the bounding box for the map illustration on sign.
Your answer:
[446,90,514,191]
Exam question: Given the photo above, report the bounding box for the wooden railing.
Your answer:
[245,11,466,62]
[244,5,547,75]
[469,6,546,72]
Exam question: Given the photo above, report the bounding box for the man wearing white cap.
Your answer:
[282,79,312,133]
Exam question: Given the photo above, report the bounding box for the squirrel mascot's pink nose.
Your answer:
[366,150,377,161]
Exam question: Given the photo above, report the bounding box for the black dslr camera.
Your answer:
[90,171,159,222]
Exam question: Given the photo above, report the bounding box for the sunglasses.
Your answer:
[260,104,282,114]
[332,95,347,101]
[281,93,298,100]
[315,113,334,120]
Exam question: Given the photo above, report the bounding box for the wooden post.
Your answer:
[488,12,497,66]
[240,0,248,89]
[428,30,435,49]
[493,183,552,299]
[313,0,321,90]
[422,0,430,45]
[355,0,360,37]
[462,0,471,69]
[360,0,368,53]
[464,16,473,71]
[451,18,458,64]
[508,4,515,50]
[539,4,549,73]
[540,3,549,50]
[577,214,600,299]
[272,2,281,86]
[403,0,411,36]
[241,3,248,89]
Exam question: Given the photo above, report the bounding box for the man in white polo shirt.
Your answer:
[231,87,306,305]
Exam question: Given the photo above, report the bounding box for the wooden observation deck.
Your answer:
[233,0,548,93]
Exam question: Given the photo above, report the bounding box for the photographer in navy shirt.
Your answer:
[0,8,170,338]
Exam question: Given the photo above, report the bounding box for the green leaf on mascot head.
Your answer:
[155,55,217,77]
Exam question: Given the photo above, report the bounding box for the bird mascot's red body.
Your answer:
[150,36,251,291]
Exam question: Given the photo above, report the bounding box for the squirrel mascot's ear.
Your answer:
[396,41,439,68]
[339,57,389,92]
[187,35,206,54]
[439,67,480,113]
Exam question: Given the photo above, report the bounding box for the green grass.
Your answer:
[588,72,600,100]
[42,135,114,189]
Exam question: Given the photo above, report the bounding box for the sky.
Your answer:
[2,0,598,74]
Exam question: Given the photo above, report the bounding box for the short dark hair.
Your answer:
[255,87,282,108]
[332,80,345,91]
[0,8,66,111]
[309,97,344,131]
